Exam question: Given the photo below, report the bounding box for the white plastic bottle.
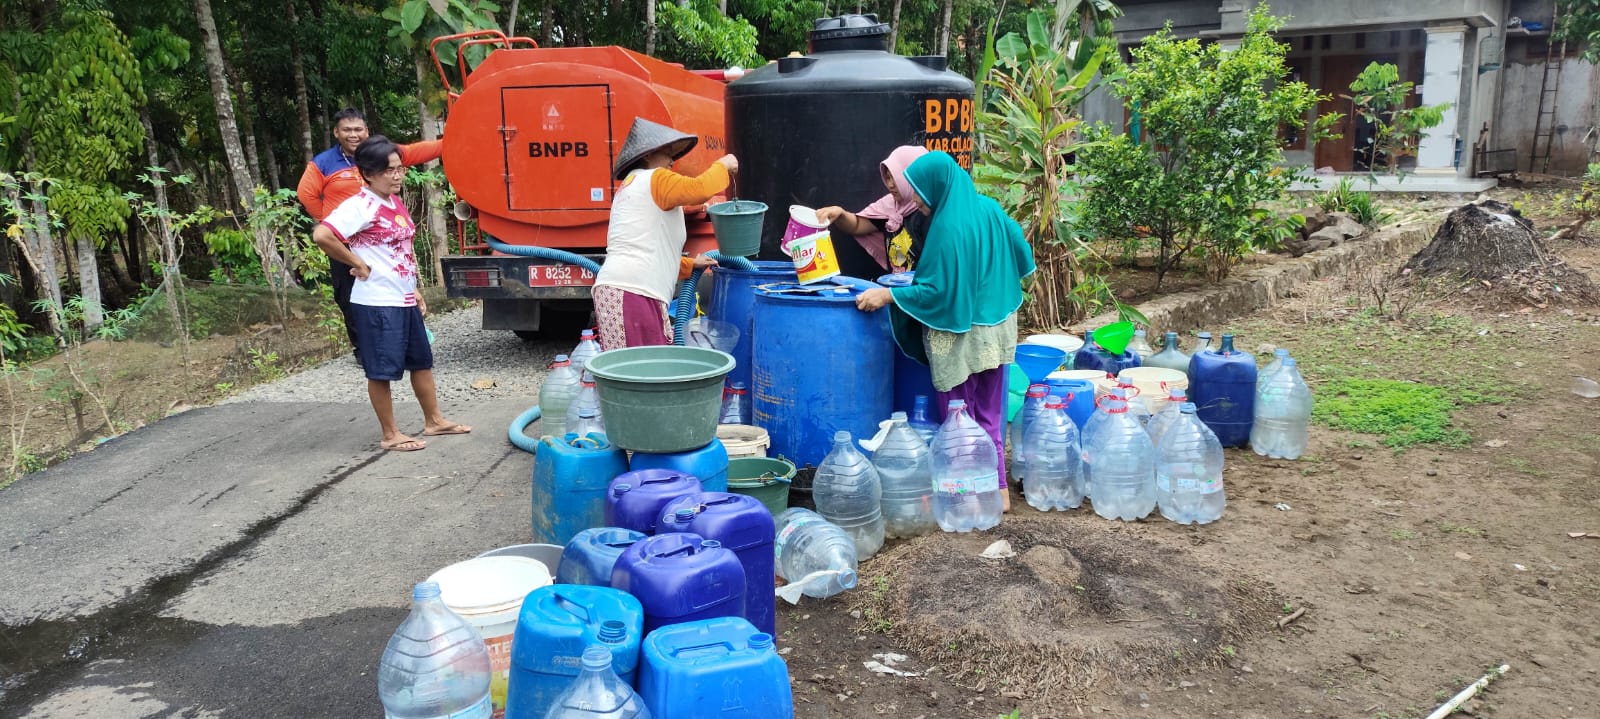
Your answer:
[929,400,1002,532]
[812,431,886,559]
[774,508,860,599]
[1021,395,1086,511]
[1251,358,1313,459]
[539,355,581,439]
[1156,402,1226,524]
[871,413,937,538]
[378,581,493,719]
[1085,398,1157,521]
[569,329,603,374]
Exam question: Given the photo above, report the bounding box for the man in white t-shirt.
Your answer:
[312,136,470,452]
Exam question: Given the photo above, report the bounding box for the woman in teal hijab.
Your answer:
[855,151,1035,510]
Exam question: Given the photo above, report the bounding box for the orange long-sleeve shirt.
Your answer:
[650,163,730,279]
[295,140,443,222]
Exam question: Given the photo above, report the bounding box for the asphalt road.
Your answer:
[0,391,548,718]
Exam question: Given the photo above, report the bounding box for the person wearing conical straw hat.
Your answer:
[593,118,738,350]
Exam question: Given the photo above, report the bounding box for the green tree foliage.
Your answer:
[975,1,1122,328]
[657,0,762,69]
[1555,0,1600,62]
[1076,6,1334,286]
[1343,62,1446,175]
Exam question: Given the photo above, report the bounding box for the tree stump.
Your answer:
[1404,200,1598,305]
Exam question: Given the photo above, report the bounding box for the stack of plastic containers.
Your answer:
[655,492,777,635]
[531,434,629,545]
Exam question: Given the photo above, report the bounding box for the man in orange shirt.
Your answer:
[297,108,442,357]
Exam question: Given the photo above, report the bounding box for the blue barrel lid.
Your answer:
[753,281,869,303]
[876,272,914,287]
[719,260,798,276]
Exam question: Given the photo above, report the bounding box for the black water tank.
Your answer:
[726,14,975,275]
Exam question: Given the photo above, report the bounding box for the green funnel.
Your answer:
[1093,321,1136,355]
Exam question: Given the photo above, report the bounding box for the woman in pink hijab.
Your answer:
[814,145,929,273]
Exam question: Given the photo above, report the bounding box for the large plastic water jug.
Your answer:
[1128,329,1155,360]
[1251,357,1313,459]
[1156,402,1227,525]
[871,413,936,539]
[1074,329,1143,375]
[1084,398,1157,521]
[720,382,751,425]
[812,431,886,559]
[505,586,643,719]
[1144,388,1188,448]
[1188,333,1257,447]
[532,434,629,545]
[1021,396,1085,511]
[773,508,859,599]
[611,533,746,634]
[655,492,777,635]
[1008,384,1050,484]
[426,556,553,718]
[637,617,794,719]
[929,400,1002,532]
[556,528,646,586]
[606,469,703,535]
[1044,377,1096,429]
[628,440,730,493]
[569,329,602,374]
[1258,348,1290,386]
[379,581,494,719]
[540,355,581,439]
[567,371,604,434]
[543,645,650,719]
[1145,332,1191,376]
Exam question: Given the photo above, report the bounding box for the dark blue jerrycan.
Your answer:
[637,616,794,719]
[556,527,646,586]
[1187,333,1257,447]
[606,469,703,535]
[655,492,777,635]
[532,434,629,545]
[504,585,644,719]
[611,533,746,635]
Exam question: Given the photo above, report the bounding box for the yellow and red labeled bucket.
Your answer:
[784,230,841,285]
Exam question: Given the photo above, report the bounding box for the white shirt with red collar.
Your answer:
[320,188,419,307]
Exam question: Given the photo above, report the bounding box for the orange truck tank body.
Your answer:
[443,45,727,253]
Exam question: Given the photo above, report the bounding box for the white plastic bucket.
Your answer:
[1048,369,1111,383]
[1116,367,1189,414]
[427,555,553,718]
[717,424,770,459]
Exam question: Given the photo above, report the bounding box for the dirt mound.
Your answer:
[852,517,1281,702]
[1404,200,1599,306]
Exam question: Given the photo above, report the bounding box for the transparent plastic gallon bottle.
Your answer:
[812,431,886,559]
[1156,402,1226,525]
[1128,329,1155,361]
[1145,388,1189,448]
[774,508,859,599]
[543,645,650,719]
[1084,398,1157,521]
[1008,384,1051,484]
[1194,331,1215,354]
[379,581,493,719]
[1251,358,1313,460]
[1021,396,1086,511]
[540,355,582,439]
[719,382,750,425]
[1146,332,1191,375]
[569,408,606,439]
[1259,348,1290,387]
[871,412,937,538]
[929,400,1003,533]
[566,371,603,435]
[569,329,603,375]
[908,395,939,446]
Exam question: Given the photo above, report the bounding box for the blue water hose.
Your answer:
[493,237,757,451]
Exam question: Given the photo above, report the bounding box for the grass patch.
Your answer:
[1313,378,1499,449]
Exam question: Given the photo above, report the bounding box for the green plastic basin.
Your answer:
[585,346,735,453]
[727,456,795,515]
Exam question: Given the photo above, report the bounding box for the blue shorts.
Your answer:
[352,304,434,381]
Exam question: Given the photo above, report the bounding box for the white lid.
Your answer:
[788,205,827,228]
[1025,334,1085,352]
[426,556,552,614]
[1048,369,1109,381]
